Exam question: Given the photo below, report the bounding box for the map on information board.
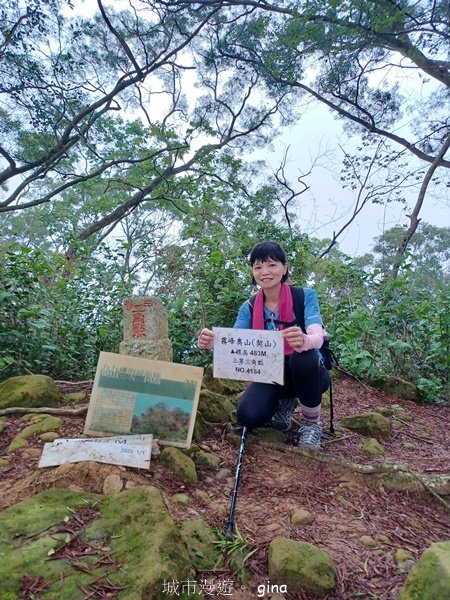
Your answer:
[84,352,203,448]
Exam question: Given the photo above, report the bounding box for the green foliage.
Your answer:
[213,525,255,562]
[0,243,131,381]
[312,250,449,403]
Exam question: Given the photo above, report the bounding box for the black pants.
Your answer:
[236,350,330,429]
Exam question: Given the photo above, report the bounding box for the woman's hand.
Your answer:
[282,326,304,351]
[198,327,215,350]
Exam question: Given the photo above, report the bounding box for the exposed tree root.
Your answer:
[0,406,88,416]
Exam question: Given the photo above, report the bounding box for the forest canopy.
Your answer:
[0,0,449,403]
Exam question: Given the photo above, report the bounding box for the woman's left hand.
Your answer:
[282,326,304,351]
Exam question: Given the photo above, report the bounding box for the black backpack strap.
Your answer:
[289,286,305,333]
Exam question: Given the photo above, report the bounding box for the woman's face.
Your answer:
[252,258,287,290]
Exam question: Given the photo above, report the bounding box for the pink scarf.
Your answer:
[252,283,294,355]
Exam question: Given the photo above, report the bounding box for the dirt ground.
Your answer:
[0,375,449,600]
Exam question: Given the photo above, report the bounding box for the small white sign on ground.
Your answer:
[38,434,152,469]
[213,327,284,384]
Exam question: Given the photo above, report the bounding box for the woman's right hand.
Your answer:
[198,328,215,350]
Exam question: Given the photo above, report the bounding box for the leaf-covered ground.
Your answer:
[0,375,449,600]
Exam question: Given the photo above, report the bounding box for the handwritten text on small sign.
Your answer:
[213,327,284,384]
[38,434,153,469]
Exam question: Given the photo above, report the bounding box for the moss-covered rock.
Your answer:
[62,392,87,403]
[339,412,391,439]
[403,442,418,451]
[291,509,314,526]
[159,447,198,483]
[395,549,415,572]
[370,376,419,402]
[39,431,60,442]
[229,546,252,585]
[6,416,64,452]
[172,493,191,505]
[0,487,196,600]
[192,414,205,442]
[202,365,245,395]
[0,375,61,409]
[359,535,377,549]
[398,541,450,599]
[252,428,287,444]
[178,518,222,570]
[198,390,231,423]
[195,450,221,468]
[0,457,10,468]
[268,537,336,597]
[362,437,385,457]
[0,418,5,433]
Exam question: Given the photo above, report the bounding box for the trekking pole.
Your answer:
[225,426,248,539]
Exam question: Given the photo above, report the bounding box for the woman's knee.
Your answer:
[290,349,320,375]
[236,386,277,428]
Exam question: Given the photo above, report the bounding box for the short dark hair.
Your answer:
[249,241,289,283]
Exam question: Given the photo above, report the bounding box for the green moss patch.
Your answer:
[0,486,196,600]
[339,412,391,439]
[6,416,64,452]
[159,447,198,483]
[398,541,450,599]
[0,375,61,410]
[268,537,336,597]
[62,392,87,404]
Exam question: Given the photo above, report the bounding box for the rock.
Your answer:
[374,406,394,417]
[192,415,205,441]
[268,537,336,597]
[403,442,418,451]
[215,468,233,481]
[359,536,378,548]
[398,541,450,599]
[198,390,231,423]
[202,364,245,395]
[339,412,391,439]
[22,448,41,458]
[102,474,123,494]
[195,450,221,468]
[178,518,222,570]
[0,375,61,409]
[151,440,161,458]
[159,447,198,483]
[195,490,210,503]
[125,480,138,490]
[118,296,173,361]
[362,437,385,457]
[378,534,391,544]
[0,486,195,599]
[229,546,252,585]
[370,376,419,402]
[62,392,87,403]
[172,493,191,505]
[252,428,287,443]
[39,432,60,442]
[0,458,10,468]
[395,549,416,573]
[6,416,64,452]
[291,509,314,526]
[0,418,5,433]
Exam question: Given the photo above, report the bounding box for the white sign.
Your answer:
[212,327,284,384]
[38,434,153,469]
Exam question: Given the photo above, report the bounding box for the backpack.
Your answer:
[248,285,337,434]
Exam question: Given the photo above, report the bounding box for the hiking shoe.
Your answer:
[267,397,298,432]
[297,423,322,449]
